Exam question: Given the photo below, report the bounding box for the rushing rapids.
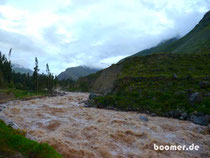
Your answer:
[0,92,209,158]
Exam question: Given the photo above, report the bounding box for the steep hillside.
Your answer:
[58,66,100,81]
[93,52,210,115]
[77,64,122,94]
[12,64,33,76]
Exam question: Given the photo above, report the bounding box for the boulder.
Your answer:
[0,115,19,129]
[89,93,98,99]
[151,113,157,117]
[164,110,182,118]
[172,110,182,118]
[191,115,209,126]
[179,112,188,120]
[60,92,66,96]
[0,105,7,112]
[139,116,149,122]
[145,111,150,114]
[84,100,96,108]
[194,112,204,117]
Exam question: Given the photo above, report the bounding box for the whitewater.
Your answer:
[0,92,209,158]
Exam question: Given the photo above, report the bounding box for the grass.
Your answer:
[93,52,210,115]
[0,120,62,158]
[0,89,46,99]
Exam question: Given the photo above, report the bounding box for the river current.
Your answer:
[1,92,209,158]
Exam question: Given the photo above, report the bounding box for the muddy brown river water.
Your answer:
[0,92,209,158]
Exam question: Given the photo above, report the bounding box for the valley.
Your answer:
[0,3,209,158]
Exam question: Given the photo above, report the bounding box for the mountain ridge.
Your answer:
[58,66,100,81]
[12,64,33,76]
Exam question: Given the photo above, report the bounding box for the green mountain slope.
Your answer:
[58,66,100,81]
[132,37,179,57]
[130,10,210,57]
[167,10,210,53]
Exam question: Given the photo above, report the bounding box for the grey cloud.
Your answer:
[0,0,209,75]
[0,29,44,54]
[0,28,48,70]
[43,25,66,45]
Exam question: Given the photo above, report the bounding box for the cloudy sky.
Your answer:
[0,0,209,75]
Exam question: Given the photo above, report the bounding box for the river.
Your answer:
[0,92,209,158]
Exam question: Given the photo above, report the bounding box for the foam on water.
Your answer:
[1,92,209,158]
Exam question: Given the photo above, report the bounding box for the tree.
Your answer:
[0,51,12,84]
[8,48,12,62]
[7,48,12,83]
[46,63,51,92]
[33,57,39,93]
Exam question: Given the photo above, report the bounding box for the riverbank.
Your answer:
[0,89,47,104]
[1,92,209,158]
[0,89,65,158]
[0,89,67,104]
[0,120,62,158]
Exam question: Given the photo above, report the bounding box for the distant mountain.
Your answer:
[58,66,100,81]
[12,64,33,76]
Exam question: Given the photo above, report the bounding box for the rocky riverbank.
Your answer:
[86,93,210,126]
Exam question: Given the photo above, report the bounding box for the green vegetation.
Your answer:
[0,120,62,158]
[0,89,46,99]
[94,52,210,115]
[0,51,58,93]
